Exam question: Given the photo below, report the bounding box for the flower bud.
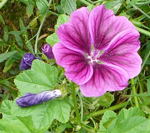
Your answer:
[42,44,54,59]
[20,53,36,70]
[16,89,62,107]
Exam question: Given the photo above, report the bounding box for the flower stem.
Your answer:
[136,26,150,37]
[79,0,92,6]
[84,102,128,120]
[131,79,139,107]
[80,123,95,132]
[141,48,150,70]
[34,0,52,54]
[78,93,84,122]
[71,84,80,123]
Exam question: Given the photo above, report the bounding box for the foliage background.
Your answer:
[0,0,150,132]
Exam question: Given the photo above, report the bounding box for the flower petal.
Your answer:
[80,63,129,97]
[88,5,139,50]
[53,43,93,85]
[57,7,91,54]
[100,31,142,78]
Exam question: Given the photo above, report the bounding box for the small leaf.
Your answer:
[46,33,59,46]
[55,14,69,30]
[9,31,23,47]
[98,92,114,107]
[3,57,16,73]
[36,0,48,14]
[0,0,8,9]
[61,0,76,15]
[26,4,34,17]
[0,51,17,63]
[104,0,123,14]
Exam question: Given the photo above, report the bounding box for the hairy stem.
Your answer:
[78,93,84,122]
[84,102,128,120]
[79,0,92,6]
[136,26,150,37]
[71,85,80,123]
[141,48,150,70]
[131,79,139,107]
[34,0,52,54]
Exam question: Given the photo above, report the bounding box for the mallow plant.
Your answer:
[1,1,150,133]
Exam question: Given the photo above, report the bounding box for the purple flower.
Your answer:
[42,44,54,59]
[20,53,37,70]
[53,5,142,97]
[16,90,62,107]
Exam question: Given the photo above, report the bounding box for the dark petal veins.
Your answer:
[88,5,139,50]
[53,43,93,85]
[57,7,91,54]
[80,63,129,97]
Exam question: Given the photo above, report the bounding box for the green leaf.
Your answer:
[0,51,17,63]
[147,79,150,93]
[9,31,23,47]
[98,92,114,107]
[0,15,5,25]
[104,0,123,14]
[98,107,150,133]
[1,99,71,130]
[3,26,9,42]
[19,0,35,17]
[46,33,59,46]
[61,0,76,15]
[3,57,16,73]
[0,115,44,133]
[0,0,8,9]
[99,111,117,132]
[14,60,59,95]
[55,14,69,30]
[36,0,48,14]
[0,39,6,47]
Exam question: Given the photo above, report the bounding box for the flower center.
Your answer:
[86,48,104,64]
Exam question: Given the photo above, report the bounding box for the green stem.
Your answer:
[141,48,150,70]
[79,0,92,6]
[85,102,128,120]
[78,93,83,122]
[136,26,150,37]
[71,85,80,123]
[34,0,52,54]
[131,79,139,107]
[80,123,95,132]
[132,4,150,19]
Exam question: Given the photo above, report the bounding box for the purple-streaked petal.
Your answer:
[80,63,129,97]
[42,44,54,59]
[57,7,91,54]
[53,43,93,85]
[100,31,142,78]
[88,5,139,50]
[100,53,142,78]
[16,90,61,107]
